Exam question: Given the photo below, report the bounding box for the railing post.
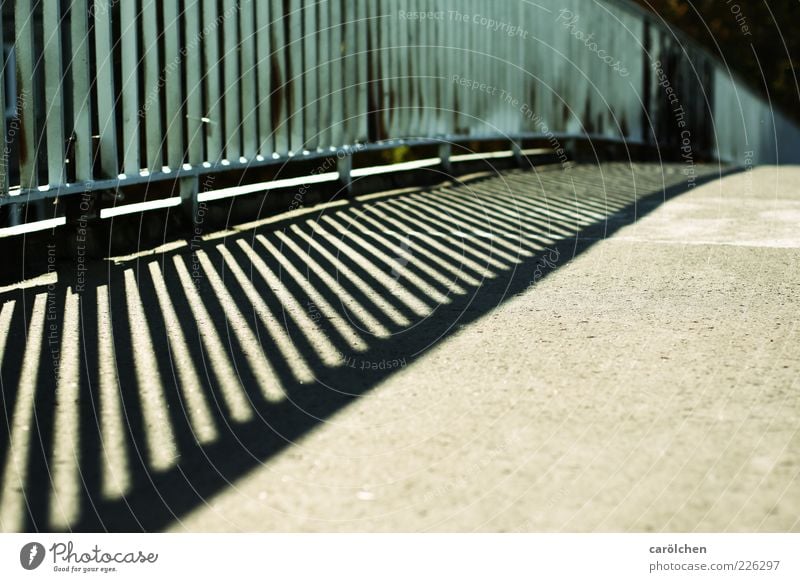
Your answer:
[180,175,200,228]
[439,142,452,174]
[337,148,353,195]
[511,140,525,168]
[7,203,22,227]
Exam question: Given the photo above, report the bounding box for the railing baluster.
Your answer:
[201,0,222,164]
[0,6,7,197]
[184,0,204,166]
[141,0,163,172]
[355,0,368,142]
[270,0,289,156]
[15,0,39,189]
[120,0,140,175]
[222,1,241,161]
[71,0,93,182]
[94,0,119,179]
[240,0,257,159]
[164,0,184,169]
[255,0,273,156]
[317,0,331,147]
[302,0,319,151]
[288,0,304,153]
[328,0,344,147]
[43,1,66,187]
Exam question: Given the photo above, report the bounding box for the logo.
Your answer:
[20,542,46,570]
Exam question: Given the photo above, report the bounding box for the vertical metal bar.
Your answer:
[95,0,119,178]
[15,0,39,188]
[239,0,257,158]
[44,1,66,186]
[391,0,412,137]
[337,147,352,194]
[317,0,330,148]
[71,0,93,182]
[255,0,273,156]
[435,0,450,135]
[184,0,203,166]
[120,0,140,175]
[0,7,7,196]
[180,175,199,226]
[164,0,184,169]
[328,0,344,146]
[141,0,163,171]
[355,0,368,142]
[379,0,393,138]
[288,0,303,153]
[202,0,222,163]
[406,0,419,139]
[223,0,241,161]
[342,0,358,143]
[302,0,318,150]
[270,0,289,155]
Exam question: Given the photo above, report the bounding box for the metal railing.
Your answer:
[0,0,798,234]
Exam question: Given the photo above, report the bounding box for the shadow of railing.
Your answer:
[0,161,733,532]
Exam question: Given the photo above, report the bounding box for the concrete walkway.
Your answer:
[1,162,797,532]
[173,164,800,532]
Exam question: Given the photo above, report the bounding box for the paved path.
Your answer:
[1,162,797,532]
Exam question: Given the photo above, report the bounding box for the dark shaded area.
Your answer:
[633,0,800,123]
[0,162,735,532]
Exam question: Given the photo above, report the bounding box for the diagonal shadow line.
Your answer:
[0,163,740,532]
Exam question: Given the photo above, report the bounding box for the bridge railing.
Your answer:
[0,0,797,235]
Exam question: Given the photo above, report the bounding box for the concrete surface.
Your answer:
[0,162,797,532]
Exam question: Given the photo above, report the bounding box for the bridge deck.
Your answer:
[0,162,797,532]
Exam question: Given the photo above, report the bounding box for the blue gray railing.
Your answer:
[0,0,797,234]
